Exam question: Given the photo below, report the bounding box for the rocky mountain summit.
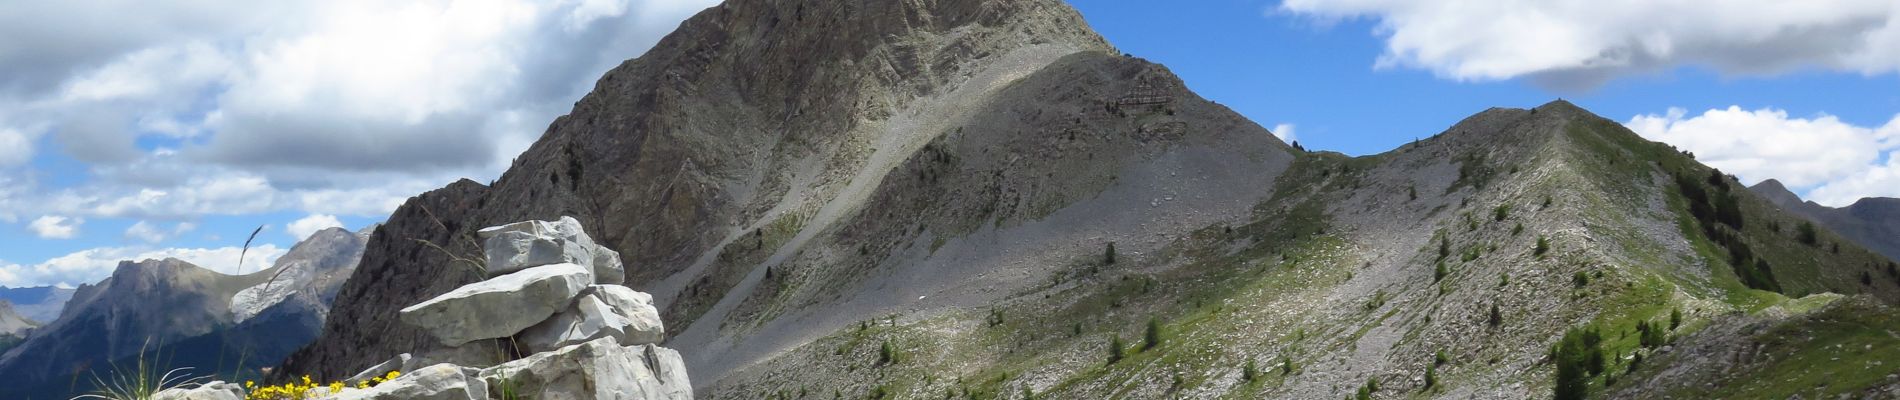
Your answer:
[160,217,690,400]
[274,0,1900,398]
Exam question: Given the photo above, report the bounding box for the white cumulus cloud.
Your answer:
[1271,123,1298,143]
[0,244,286,287]
[0,0,720,222]
[286,214,345,241]
[1625,106,1900,206]
[0,128,30,166]
[1280,0,1900,89]
[123,220,196,244]
[28,215,83,239]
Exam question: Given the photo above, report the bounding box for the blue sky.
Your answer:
[2,0,1898,288]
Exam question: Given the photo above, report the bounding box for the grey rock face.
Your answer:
[280,0,1120,380]
[232,227,372,323]
[481,217,625,284]
[479,336,690,400]
[520,285,665,353]
[151,381,245,400]
[398,263,592,346]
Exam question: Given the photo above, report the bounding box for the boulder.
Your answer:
[479,217,624,284]
[478,336,691,400]
[152,381,244,400]
[590,245,627,285]
[483,230,590,276]
[321,363,487,400]
[638,344,693,399]
[399,263,592,346]
[520,285,665,352]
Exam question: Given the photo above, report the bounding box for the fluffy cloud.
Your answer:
[0,0,719,221]
[287,214,345,241]
[0,128,29,166]
[28,216,82,239]
[1280,0,1900,89]
[1625,107,1900,206]
[123,220,196,244]
[1271,123,1298,143]
[0,244,286,287]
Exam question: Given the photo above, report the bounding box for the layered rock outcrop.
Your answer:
[198,218,689,399]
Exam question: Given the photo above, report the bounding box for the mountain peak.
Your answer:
[1748,178,1814,211]
[1534,98,1585,113]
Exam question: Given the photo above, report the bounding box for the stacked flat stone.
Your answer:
[398,216,656,349]
[150,217,693,400]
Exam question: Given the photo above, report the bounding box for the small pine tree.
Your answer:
[1488,303,1503,327]
[1144,317,1164,351]
[1534,236,1550,257]
[1512,223,1524,236]
[1798,221,1819,246]
[1107,336,1125,365]
[1366,377,1380,392]
[1494,204,1510,221]
[1243,360,1259,383]
[1105,242,1118,265]
[1281,356,1295,375]
[1408,185,1418,201]
[1434,261,1448,282]
[1573,271,1589,288]
[1435,349,1449,366]
[1554,326,1603,400]
[1424,362,1438,390]
[1438,237,1451,261]
[1669,308,1682,330]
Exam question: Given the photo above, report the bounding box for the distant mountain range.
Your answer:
[0,286,76,323]
[1750,179,1900,263]
[0,227,370,399]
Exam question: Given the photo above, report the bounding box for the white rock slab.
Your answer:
[152,381,244,400]
[478,336,691,400]
[399,263,592,346]
[519,285,665,352]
